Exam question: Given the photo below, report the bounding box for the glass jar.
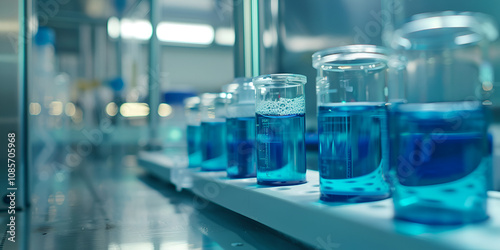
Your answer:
[225,77,257,178]
[185,96,202,167]
[389,12,497,224]
[253,74,307,185]
[313,45,391,202]
[200,93,229,171]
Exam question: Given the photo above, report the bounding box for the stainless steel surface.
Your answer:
[233,0,261,78]
[233,0,279,78]
[1,151,309,249]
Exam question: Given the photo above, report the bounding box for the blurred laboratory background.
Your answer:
[1,0,500,249]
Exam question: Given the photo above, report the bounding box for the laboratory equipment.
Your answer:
[185,97,202,167]
[200,93,229,171]
[254,74,307,185]
[160,91,196,147]
[313,45,391,202]
[389,12,497,224]
[225,78,257,178]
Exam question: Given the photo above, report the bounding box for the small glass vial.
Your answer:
[185,97,202,167]
[253,74,307,185]
[225,78,257,178]
[389,12,497,224]
[200,93,229,171]
[313,45,391,202]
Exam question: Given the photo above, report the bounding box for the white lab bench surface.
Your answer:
[138,150,500,250]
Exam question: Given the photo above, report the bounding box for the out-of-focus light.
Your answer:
[107,16,120,39]
[120,18,152,40]
[65,102,76,117]
[106,102,118,116]
[215,27,234,46]
[49,101,63,115]
[338,66,352,70]
[0,21,18,33]
[120,19,134,39]
[262,30,274,48]
[71,108,83,124]
[55,191,65,205]
[29,102,41,115]
[48,194,54,204]
[168,128,183,141]
[158,103,172,117]
[120,103,150,117]
[134,20,153,40]
[157,22,214,45]
[483,81,493,91]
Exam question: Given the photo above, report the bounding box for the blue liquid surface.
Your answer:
[390,102,489,224]
[201,121,227,171]
[256,113,306,185]
[318,103,390,202]
[187,125,202,167]
[226,117,256,178]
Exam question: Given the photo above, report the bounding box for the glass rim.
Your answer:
[232,77,253,84]
[184,96,200,108]
[229,77,255,91]
[391,11,498,50]
[312,45,389,69]
[253,73,307,87]
[200,92,228,106]
[221,83,239,93]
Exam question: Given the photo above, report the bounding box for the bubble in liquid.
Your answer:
[256,96,305,115]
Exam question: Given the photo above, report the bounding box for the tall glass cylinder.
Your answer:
[313,45,391,202]
[389,12,497,224]
[200,93,229,171]
[225,78,257,178]
[185,97,202,167]
[254,74,307,185]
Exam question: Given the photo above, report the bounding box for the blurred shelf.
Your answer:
[138,151,500,250]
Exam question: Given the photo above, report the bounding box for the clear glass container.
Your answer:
[185,96,202,167]
[225,77,257,178]
[200,93,229,171]
[313,45,391,202]
[389,12,497,224]
[253,74,307,185]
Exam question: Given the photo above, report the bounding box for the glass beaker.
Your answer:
[225,77,257,178]
[313,45,391,202]
[200,93,229,171]
[185,97,202,167]
[389,12,497,224]
[253,74,307,185]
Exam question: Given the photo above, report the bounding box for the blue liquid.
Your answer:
[187,125,202,167]
[201,121,227,171]
[256,113,306,185]
[390,102,489,224]
[226,117,256,178]
[318,103,390,202]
